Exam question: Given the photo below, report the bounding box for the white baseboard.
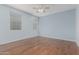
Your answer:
[0,35,77,46]
[76,40,79,47]
[0,35,37,45]
[40,35,76,42]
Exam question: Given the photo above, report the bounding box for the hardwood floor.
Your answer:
[0,36,78,55]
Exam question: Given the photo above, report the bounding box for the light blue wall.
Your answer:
[0,5,37,44]
[76,6,79,46]
[0,5,76,44]
[39,9,76,40]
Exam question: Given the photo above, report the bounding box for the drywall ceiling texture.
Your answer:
[7,4,76,17]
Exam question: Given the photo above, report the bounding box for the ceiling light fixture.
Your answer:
[33,4,50,13]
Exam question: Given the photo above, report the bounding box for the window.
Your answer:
[10,12,22,30]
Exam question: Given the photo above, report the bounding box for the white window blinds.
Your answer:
[10,12,22,30]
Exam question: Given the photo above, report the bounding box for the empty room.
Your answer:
[0,4,79,55]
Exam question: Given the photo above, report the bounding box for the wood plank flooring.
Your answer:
[0,36,78,55]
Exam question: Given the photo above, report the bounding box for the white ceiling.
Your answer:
[7,4,76,17]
